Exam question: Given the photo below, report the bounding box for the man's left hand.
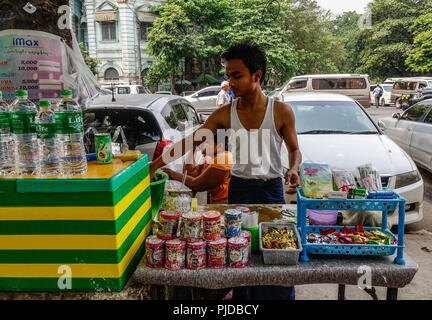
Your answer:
[284,168,300,194]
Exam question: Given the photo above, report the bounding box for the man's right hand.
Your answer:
[149,161,157,181]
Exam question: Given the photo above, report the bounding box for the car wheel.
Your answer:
[395,98,402,109]
[380,98,386,107]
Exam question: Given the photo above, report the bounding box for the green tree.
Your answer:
[145,3,203,91]
[406,13,432,73]
[329,11,364,73]
[79,42,100,76]
[355,0,432,81]
[283,0,346,75]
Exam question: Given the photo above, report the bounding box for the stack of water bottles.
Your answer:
[0,89,87,176]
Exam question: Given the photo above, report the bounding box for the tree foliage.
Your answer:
[79,42,100,76]
[145,3,203,88]
[406,13,432,73]
[145,0,348,86]
[331,0,432,82]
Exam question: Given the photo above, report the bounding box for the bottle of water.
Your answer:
[56,89,87,175]
[0,91,15,175]
[10,90,39,175]
[36,100,60,176]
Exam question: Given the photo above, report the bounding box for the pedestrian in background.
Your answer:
[373,85,383,108]
[216,80,231,108]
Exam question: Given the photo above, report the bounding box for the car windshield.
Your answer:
[286,101,379,134]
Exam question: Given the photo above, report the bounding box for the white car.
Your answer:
[184,86,221,116]
[377,100,432,173]
[280,92,424,226]
[84,94,203,173]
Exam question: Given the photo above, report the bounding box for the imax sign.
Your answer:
[13,38,39,47]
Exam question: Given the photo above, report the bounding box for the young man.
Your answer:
[150,41,302,299]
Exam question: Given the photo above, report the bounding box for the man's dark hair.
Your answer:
[221,41,266,84]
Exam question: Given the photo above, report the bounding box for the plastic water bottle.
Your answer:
[56,89,87,175]
[36,100,60,176]
[9,90,39,175]
[0,91,15,175]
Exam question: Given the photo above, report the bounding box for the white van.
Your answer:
[101,84,150,95]
[276,74,371,108]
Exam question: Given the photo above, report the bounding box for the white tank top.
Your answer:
[229,97,284,180]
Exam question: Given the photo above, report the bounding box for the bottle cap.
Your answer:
[60,89,73,97]
[39,100,51,108]
[15,90,28,97]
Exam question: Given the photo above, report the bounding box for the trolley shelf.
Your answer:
[296,188,407,265]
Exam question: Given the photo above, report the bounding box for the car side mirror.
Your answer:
[377,120,386,131]
[199,114,205,124]
[392,113,401,119]
[192,94,198,98]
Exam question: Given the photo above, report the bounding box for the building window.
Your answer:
[104,68,119,80]
[140,22,152,41]
[101,21,117,41]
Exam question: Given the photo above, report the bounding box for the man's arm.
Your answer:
[149,105,230,178]
[277,101,302,194]
[163,166,229,193]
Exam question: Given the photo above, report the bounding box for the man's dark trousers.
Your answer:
[228,175,295,300]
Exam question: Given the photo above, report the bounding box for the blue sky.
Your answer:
[315,0,373,15]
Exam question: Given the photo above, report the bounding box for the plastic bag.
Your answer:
[332,168,357,192]
[300,163,333,198]
[0,29,99,108]
[356,163,382,191]
[112,126,128,156]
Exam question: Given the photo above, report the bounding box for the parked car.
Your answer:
[377,100,432,174]
[83,94,203,173]
[399,88,432,108]
[155,91,173,95]
[390,77,432,109]
[101,84,148,95]
[275,74,371,108]
[183,86,221,116]
[370,84,393,106]
[180,91,196,97]
[279,92,424,225]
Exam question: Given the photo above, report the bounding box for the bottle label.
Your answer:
[55,111,84,134]
[0,112,9,129]
[9,112,37,134]
[36,123,56,139]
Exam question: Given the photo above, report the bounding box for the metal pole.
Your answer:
[135,11,143,86]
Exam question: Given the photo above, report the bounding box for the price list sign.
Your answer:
[0,29,66,104]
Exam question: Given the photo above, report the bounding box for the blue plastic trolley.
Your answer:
[296,187,407,265]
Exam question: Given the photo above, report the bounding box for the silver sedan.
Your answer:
[378,100,432,173]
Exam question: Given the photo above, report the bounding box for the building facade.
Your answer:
[70,0,164,86]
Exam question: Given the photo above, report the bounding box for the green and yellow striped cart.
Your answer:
[0,155,151,291]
